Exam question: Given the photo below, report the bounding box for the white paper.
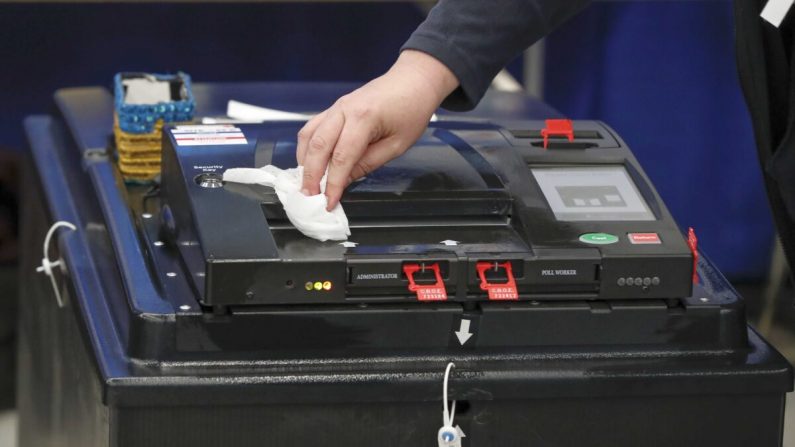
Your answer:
[227,100,314,122]
[123,78,172,105]
[761,0,794,27]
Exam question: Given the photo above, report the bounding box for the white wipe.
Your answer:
[223,165,350,242]
[761,0,794,27]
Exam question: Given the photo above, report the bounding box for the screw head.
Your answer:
[166,272,177,277]
[142,213,153,219]
[179,304,191,311]
[154,241,164,246]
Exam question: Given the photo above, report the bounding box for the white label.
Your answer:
[762,0,794,27]
[172,125,248,146]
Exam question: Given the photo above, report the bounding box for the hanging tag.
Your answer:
[36,221,77,308]
[403,263,448,301]
[761,0,794,27]
[438,362,461,446]
[475,261,518,301]
[438,426,463,447]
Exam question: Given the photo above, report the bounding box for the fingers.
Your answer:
[300,111,344,196]
[348,137,405,184]
[324,118,375,210]
[296,110,327,166]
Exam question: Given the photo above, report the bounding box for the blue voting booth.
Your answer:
[544,1,773,280]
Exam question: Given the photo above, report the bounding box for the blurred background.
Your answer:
[0,0,792,444]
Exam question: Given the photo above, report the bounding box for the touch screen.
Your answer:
[531,166,655,221]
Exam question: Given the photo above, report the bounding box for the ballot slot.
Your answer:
[509,130,603,139]
[504,126,620,149]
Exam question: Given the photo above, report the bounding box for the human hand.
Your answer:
[297,50,459,210]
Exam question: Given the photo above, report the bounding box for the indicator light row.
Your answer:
[305,281,333,291]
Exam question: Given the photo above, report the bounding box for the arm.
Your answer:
[299,0,590,209]
[404,0,590,110]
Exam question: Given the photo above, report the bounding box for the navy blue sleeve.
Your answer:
[402,0,590,111]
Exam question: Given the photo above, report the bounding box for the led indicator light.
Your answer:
[304,282,314,291]
[322,281,333,290]
[313,281,323,291]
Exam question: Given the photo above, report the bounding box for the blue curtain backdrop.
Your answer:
[544,1,773,280]
[0,3,424,150]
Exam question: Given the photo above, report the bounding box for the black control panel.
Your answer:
[159,120,694,307]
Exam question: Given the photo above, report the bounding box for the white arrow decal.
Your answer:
[440,240,459,246]
[455,319,473,345]
[339,241,358,248]
[456,426,466,438]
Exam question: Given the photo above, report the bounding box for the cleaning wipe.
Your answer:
[222,165,350,241]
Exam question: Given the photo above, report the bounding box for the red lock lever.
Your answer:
[403,263,448,301]
[687,227,699,284]
[540,119,574,149]
[476,261,519,301]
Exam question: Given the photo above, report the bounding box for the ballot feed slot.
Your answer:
[507,128,615,149]
[510,130,603,139]
[261,191,513,222]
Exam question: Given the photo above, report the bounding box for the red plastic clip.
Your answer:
[403,263,448,301]
[476,261,519,301]
[687,227,699,284]
[540,119,574,149]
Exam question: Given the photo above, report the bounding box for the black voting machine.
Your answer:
[17,84,792,447]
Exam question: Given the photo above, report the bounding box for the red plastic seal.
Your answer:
[403,263,448,301]
[540,119,574,149]
[687,227,699,284]
[476,261,519,301]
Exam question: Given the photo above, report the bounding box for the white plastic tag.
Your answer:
[438,425,462,447]
[438,362,462,446]
[761,0,794,27]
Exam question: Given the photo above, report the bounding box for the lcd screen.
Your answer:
[531,166,655,221]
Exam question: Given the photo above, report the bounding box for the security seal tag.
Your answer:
[438,426,462,447]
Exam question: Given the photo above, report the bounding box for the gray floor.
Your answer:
[0,411,16,447]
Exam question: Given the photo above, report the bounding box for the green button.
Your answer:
[579,233,619,245]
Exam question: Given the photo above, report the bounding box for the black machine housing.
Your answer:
[160,120,694,308]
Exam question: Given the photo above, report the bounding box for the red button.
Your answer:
[628,233,661,244]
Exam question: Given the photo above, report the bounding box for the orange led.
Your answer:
[322,281,333,291]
